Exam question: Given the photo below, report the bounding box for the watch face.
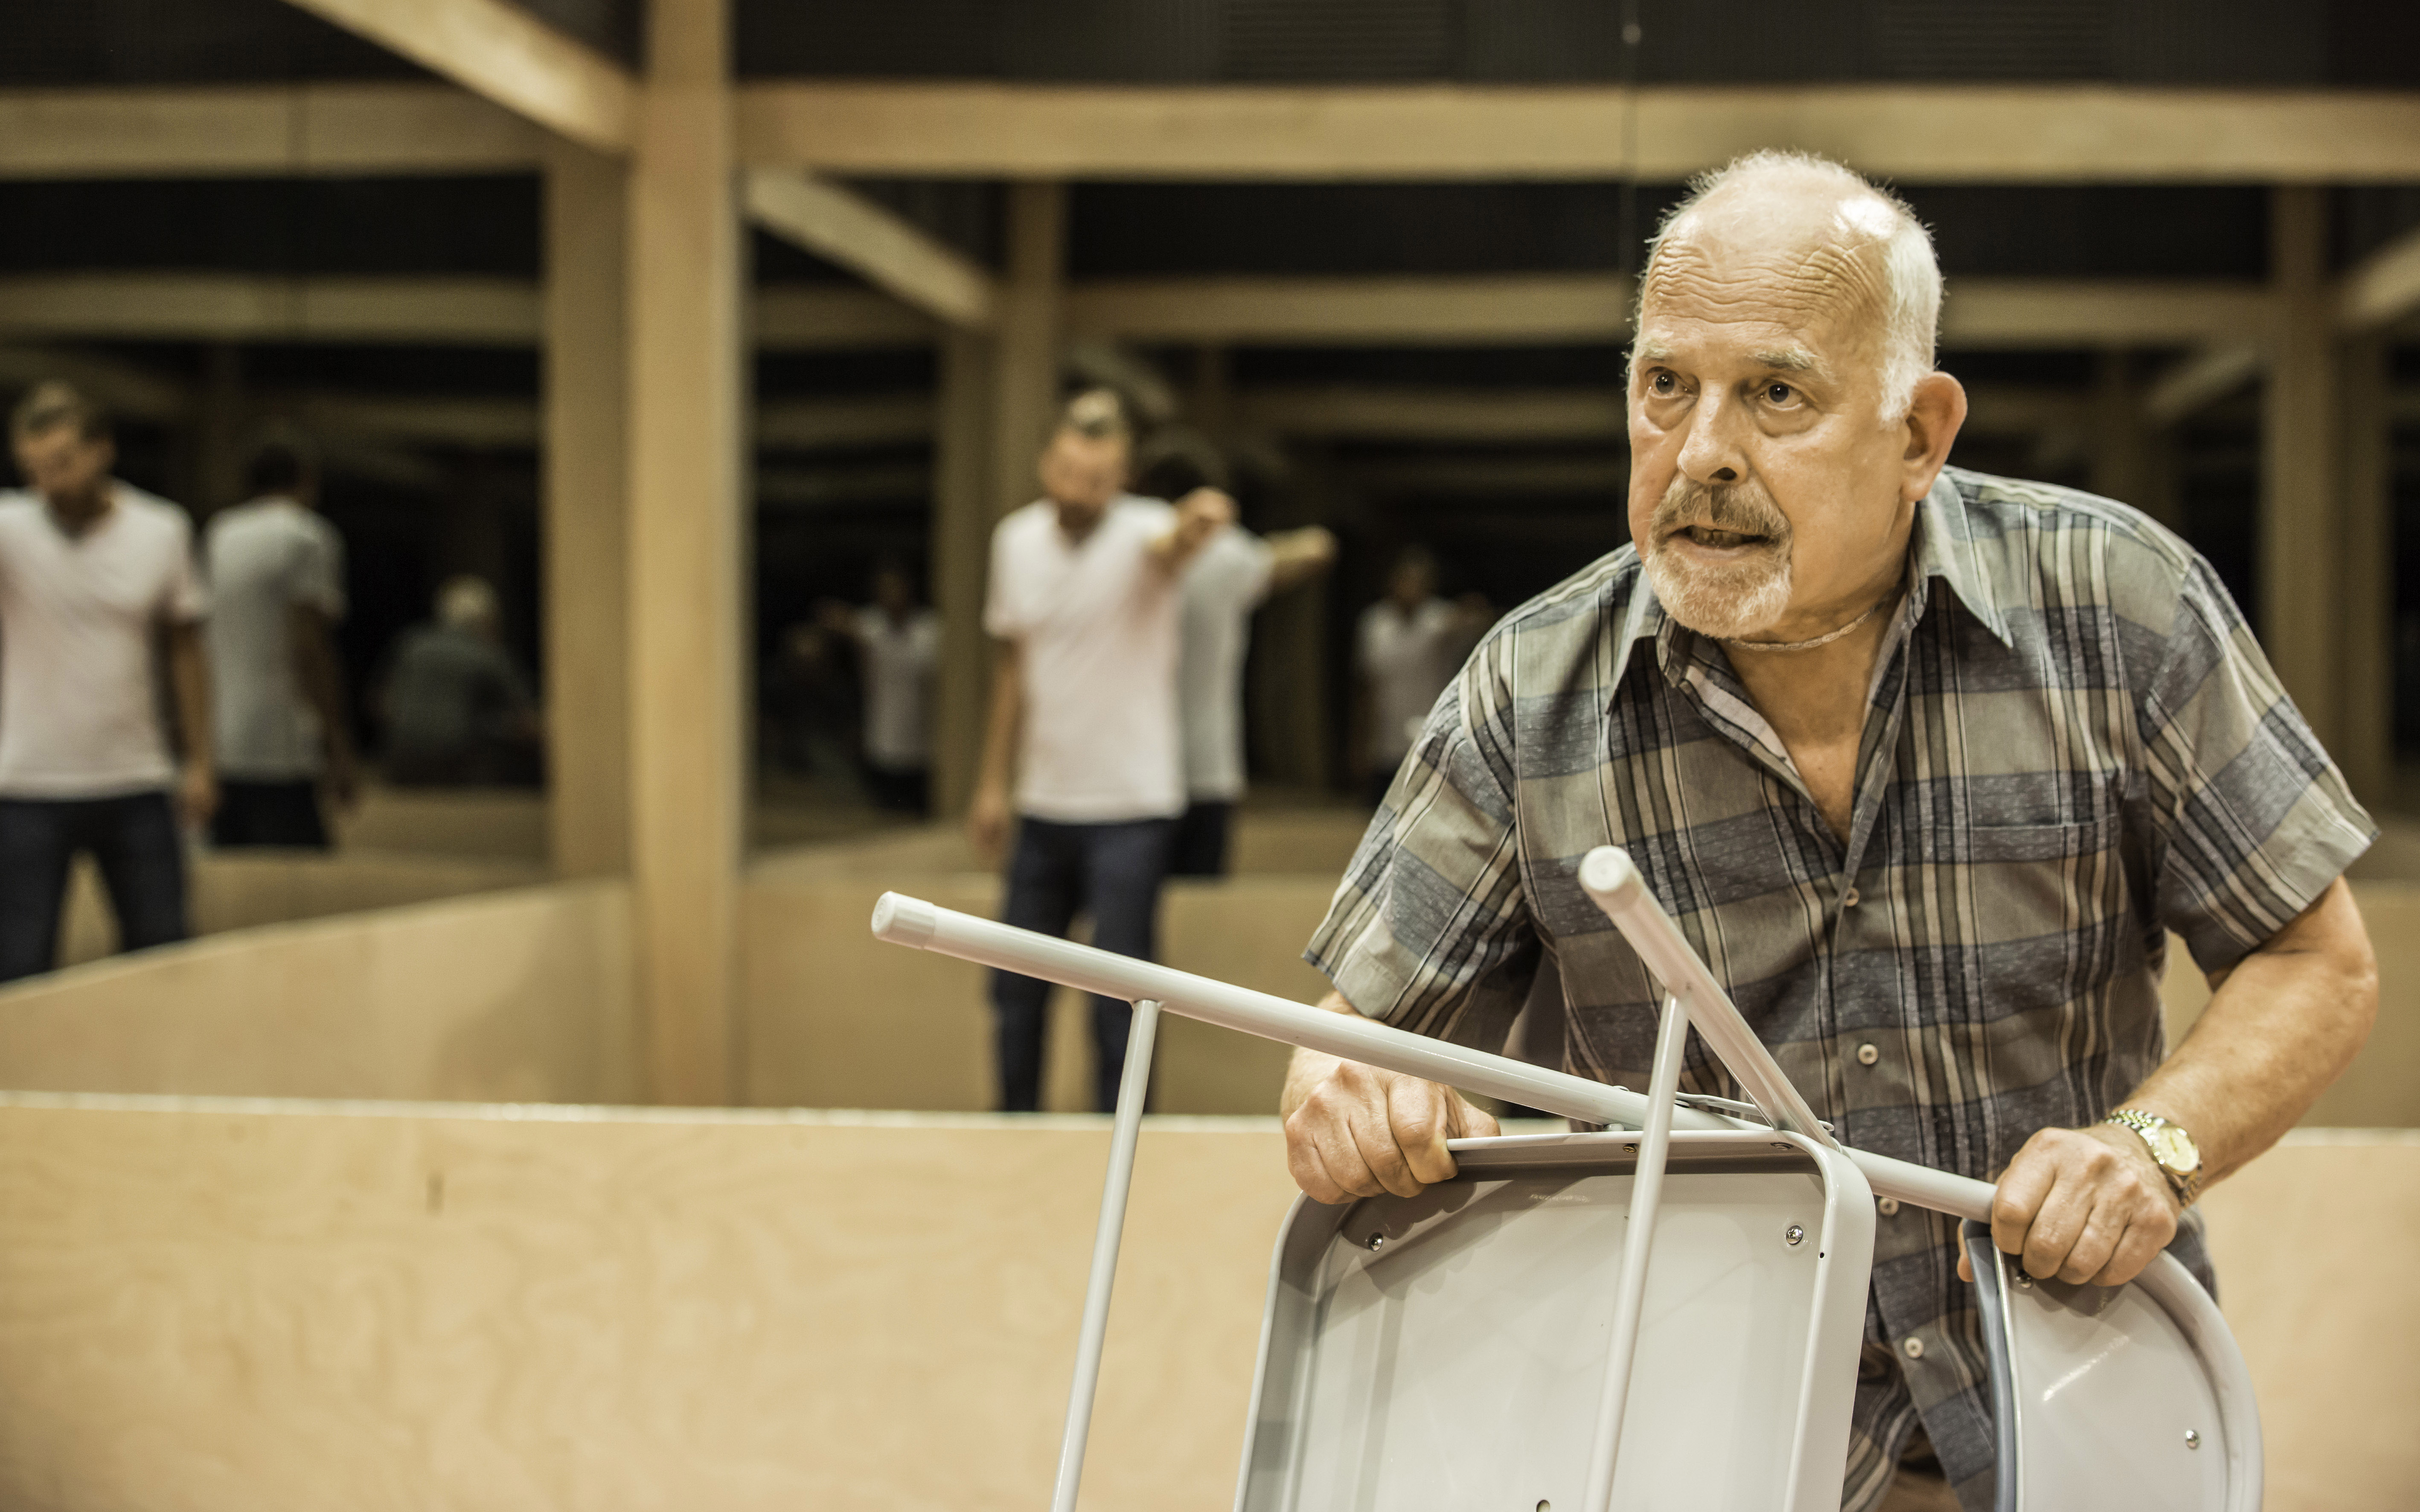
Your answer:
[2145,1123,2199,1171]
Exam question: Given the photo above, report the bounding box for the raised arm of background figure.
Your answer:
[1265,525,1339,593]
[967,639,1023,864]
[1146,487,1237,573]
[166,621,218,826]
[289,603,360,807]
[1280,990,1501,1202]
[1975,876,2376,1290]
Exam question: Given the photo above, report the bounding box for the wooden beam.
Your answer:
[0,84,547,177]
[0,345,188,421]
[0,275,921,351]
[1234,385,1623,441]
[756,395,934,450]
[986,183,1067,534]
[2261,186,2344,751]
[543,142,632,879]
[1066,275,1631,345]
[2342,225,2420,334]
[736,83,2420,183]
[2147,342,2266,428]
[1065,275,2271,348]
[754,463,933,507]
[277,0,634,153]
[626,0,742,1104]
[743,171,996,330]
[0,274,540,345]
[931,331,993,820]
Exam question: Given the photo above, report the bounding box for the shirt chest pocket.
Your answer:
[1960,810,2125,937]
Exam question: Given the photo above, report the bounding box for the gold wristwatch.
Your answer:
[2103,1109,2204,1206]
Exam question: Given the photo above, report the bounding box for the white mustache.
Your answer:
[1649,478,1790,546]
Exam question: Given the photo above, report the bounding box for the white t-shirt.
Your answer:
[0,484,209,798]
[206,497,347,781]
[856,605,940,770]
[1357,597,1466,766]
[1177,529,1274,802]
[984,496,1185,823]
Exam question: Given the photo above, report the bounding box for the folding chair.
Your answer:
[872,843,2260,1511]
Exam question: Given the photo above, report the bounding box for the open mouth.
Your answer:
[1673,525,1772,550]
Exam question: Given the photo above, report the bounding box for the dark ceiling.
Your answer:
[8,0,2419,87]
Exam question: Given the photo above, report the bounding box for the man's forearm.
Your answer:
[975,647,1021,796]
[2122,879,2376,1184]
[169,628,213,773]
[292,610,354,761]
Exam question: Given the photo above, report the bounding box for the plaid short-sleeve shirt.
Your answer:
[1306,467,2373,1510]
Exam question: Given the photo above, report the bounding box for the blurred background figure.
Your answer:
[973,388,1233,1112]
[1351,546,1492,808]
[0,382,212,982]
[380,575,541,788]
[205,439,356,850]
[817,558,941,816]
[1137,429,1339,878]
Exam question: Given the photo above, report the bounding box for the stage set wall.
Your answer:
[0,815,2414,1508]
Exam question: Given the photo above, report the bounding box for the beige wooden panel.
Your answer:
[60,849,544,966]
[737,82,2420,182]
[2199,1131,2420,1512]
[0,84,547,177]
[0,1099,1298,1512]
[0,883,634,1106]
[282,0,635,152]
[0,273,540,344]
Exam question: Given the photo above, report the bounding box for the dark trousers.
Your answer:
[862,763,931,816]
[990,815,1176,1112]
[0,792,189,984]
[1168,799,1234,878]
[210,779,330,849]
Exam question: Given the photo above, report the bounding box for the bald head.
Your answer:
[1636,153,1940,421]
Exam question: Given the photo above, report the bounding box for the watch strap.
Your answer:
[2103,1108,2203,1205]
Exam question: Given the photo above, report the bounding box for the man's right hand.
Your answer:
[1283,1052,1500,1204]
[967,784,1012,865]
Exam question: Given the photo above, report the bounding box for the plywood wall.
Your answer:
[0,1099,2405,1512]
[3,882,635,1106]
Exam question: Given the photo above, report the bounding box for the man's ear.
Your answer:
[1899,371,1967,501]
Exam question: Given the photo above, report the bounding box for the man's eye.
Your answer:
[1650,371,1678,395]
[1765,382,1797,405]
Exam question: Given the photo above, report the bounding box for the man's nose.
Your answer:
[1674,390,1746,486]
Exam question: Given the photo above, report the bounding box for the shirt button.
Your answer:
[1842,886,1862,908]
[1856,1043,1880,1067]
[1903,1336,1926,1361]
[1876,1197,1900,1216]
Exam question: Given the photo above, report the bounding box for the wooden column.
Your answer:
[985,181,1066,527]
[2260,186,2344,752]
[2090,350,2163,524]
[931,328,994,818]
[542,140,631,877]
[2339,334,2393,806]
[626,0,742,1103]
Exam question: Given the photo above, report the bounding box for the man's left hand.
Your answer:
[1963,1122,2181,1288]
[177,760,219,828]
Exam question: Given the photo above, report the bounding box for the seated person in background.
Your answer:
[206,439,357,849]
[971,389,1233,1112]
[0,381,213,982]
[380,576,541,788]
[1350,546,1491,809]
[817,557,942,816]
[1134,430,1338,878]
[1283,152,2378,1511]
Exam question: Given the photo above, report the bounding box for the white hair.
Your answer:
[1636,150,1942,421]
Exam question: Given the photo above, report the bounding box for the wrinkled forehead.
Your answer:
[1637,195,1892,363]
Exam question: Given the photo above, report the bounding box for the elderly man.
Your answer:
[1283,153,2377,1511]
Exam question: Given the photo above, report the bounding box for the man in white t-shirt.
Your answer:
[971,390,1234,1112]
[0,383,214,982]
[819,559,941,815]
[1352,546,1492,809]
[1165,491,1336,875]
[205,441,356,849]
